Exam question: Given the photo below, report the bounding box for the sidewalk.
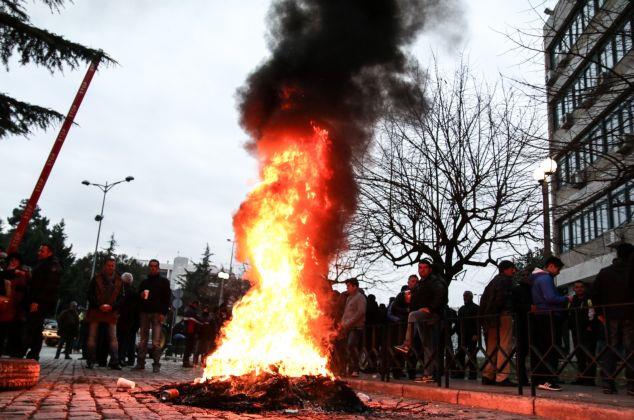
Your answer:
[347,374,634,420]
[0,347,545,419]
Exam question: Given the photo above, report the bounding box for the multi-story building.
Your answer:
[544,0,633,287]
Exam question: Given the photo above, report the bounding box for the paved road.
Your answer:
[0,347,544,419]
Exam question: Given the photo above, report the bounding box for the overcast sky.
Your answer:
[1,0,555,306]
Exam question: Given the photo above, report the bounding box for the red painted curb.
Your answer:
[534,397,633,420]
[458,390,533,416]
[402,383,458,404]
[345,379,634,420]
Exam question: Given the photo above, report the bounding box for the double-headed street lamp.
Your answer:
[533,158,558,258]
[82,176,134,280]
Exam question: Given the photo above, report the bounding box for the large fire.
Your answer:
[202,124,337,380]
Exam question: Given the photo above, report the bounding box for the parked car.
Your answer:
[42,319,60,347]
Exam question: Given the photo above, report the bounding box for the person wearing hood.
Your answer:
[530,256,569,391]
[593,242,634,395]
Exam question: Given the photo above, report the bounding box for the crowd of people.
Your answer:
[1,241,632,397]
[0,244,175,373]
[331,248,633,397]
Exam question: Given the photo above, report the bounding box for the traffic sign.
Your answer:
[172,298,183,309]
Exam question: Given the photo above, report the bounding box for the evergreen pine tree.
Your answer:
[178,244,216,306]
[0,0,115,138]
[0,199,74,266]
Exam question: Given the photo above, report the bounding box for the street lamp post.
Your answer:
[533,158,558,258]
[82,176,134,280]
[218,238,235,306]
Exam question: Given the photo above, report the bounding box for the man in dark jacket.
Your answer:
[193,306,217,366]
[365,294,381,325]
[530,256,569,391]
[55,301,79,359]
[593,243,634,395]
[394,259,447,382]
[512,271,533,386]
[116,272,139,366]
[479,261,517,386]
[86,258,123,369]
[454,291,479,380]
[133,259,171,373]
[24,243,62,360]
[568,281,597,386]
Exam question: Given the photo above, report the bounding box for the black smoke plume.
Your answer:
[235,0,462,282]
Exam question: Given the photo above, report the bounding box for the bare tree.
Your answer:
[349,59,544,284]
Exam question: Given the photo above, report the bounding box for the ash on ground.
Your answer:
[155,372,366,413]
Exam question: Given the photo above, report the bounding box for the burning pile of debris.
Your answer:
[156,372,365,413]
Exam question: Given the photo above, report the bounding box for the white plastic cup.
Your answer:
[142,290,150,300]
[116,377,136,390]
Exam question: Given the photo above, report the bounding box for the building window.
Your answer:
[560,221,570,253]
[611,186,629,226]
[552,12,634,130]
[596,199,610,235]
[549,0,604,69]
[571,215,584,246]
[556,184,634,253]
[583,209,596,242]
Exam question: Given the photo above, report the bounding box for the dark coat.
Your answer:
[593,258,630,319]
[457,301,479,339]
[479,273,515,327]
[568,295,597,335]
[57,308,79,338]
[365,298,381,325]
[389,291,409,321]
[26,256,62,315]
[86,272,123,324]
[138,274,171,315]
[117,283,140,328]
[410,273,447,315]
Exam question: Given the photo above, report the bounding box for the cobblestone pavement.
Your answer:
[0,347,542,419]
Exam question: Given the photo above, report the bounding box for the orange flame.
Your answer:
[202,124,337,379]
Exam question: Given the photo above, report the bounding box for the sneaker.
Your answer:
[482,377,495,385]
[152,364,161,373]
[414,375,435,383]
[496,379,518,387]
[393,344,410,354]
[132,364,145,370]
[538,382,562,391]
